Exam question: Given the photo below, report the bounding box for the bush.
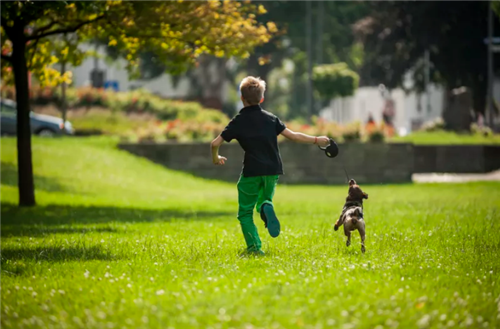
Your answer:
[470,123,493,137]
[342,122,361,142]
[367,129,385,143]
[312,63,359,99]
[421,117,445,132]
[312,116,342,140]
[165,119,226,142]
[2,85,228,124]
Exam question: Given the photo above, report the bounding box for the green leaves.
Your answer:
[78,1,277,76]
[312,63,359,99]
[1,0,277,86]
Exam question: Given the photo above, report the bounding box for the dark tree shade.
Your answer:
[354,1,498,114]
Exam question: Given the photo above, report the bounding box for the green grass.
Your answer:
[68,110,150,136]
[391,130,500,145]
[1,137,500,329]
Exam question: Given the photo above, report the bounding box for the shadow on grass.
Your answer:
[1,203,233,236]
[1,245,117,267]
[2,226,119,237]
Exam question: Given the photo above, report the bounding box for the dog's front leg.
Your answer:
[358,223,366,253]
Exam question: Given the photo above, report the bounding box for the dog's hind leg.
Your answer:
[335,212,346,231]
[359,224,366,253]
[345,229,351,247]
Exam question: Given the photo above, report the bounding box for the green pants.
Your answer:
[237,175,279,251]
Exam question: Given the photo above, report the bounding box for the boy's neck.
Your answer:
[243,102,260,108]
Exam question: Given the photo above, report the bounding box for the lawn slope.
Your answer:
[1,137,500,329]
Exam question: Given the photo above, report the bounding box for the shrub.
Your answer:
[312,63,359,99]
[342,121,361,142]
[312,116,342,140]
[367,129,385,143]
[470,123,493,137]
[2,85,229,124]
[165,119,226,142]
[136,122,167,143]
[421,117,445,132]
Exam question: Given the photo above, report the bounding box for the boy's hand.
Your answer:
[316,136,330,147]
[213,155,227,165]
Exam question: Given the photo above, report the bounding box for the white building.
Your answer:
[320,84,445,135]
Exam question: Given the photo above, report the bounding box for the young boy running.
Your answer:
[210,76,330,254]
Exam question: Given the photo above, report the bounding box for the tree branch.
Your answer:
[28,37,40,68]
[30,18,59,37]
[26,15,105,41]
[1,54,12,62]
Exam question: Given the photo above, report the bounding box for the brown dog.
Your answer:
[334,179,368,253]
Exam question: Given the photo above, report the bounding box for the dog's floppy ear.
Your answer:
[363,192,368,199]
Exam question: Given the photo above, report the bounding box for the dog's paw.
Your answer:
[346,240,351,247]
[361,245,365,253]
[334,225,339,231]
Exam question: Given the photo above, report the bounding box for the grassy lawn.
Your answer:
[1,137,499,329]
[390,130,500,145]
[34,107,155,136]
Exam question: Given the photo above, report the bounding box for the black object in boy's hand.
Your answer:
[318,138,339,158]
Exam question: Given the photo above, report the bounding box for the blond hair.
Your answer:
[240,76,266,105]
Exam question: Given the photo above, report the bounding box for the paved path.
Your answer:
[413,170,500,183]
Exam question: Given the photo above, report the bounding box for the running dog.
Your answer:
[334,179,368,253]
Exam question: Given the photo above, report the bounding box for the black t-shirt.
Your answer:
[221,105,286,177]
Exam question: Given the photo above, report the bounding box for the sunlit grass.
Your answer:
[1,137,499,329]
[391,130,500,145]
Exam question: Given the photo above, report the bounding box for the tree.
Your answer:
[244,1,369,119]
[1,0,275,207]
[353,1,497,114]
[312,63,359,100]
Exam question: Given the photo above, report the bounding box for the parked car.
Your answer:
[0,98,74,137]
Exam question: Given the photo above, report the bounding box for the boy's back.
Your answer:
[221,104,286,177]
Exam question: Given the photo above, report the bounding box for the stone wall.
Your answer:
[414,145,500,173]
[118,142,414,184]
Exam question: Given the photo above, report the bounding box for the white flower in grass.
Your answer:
[417,315,431,328]
[156,289,165,295]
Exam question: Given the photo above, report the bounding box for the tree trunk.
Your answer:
[61,60,67,123]
[12,34,36,207]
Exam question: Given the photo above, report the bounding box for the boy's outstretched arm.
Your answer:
[281,128,330,147]
[211,135,227,165]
